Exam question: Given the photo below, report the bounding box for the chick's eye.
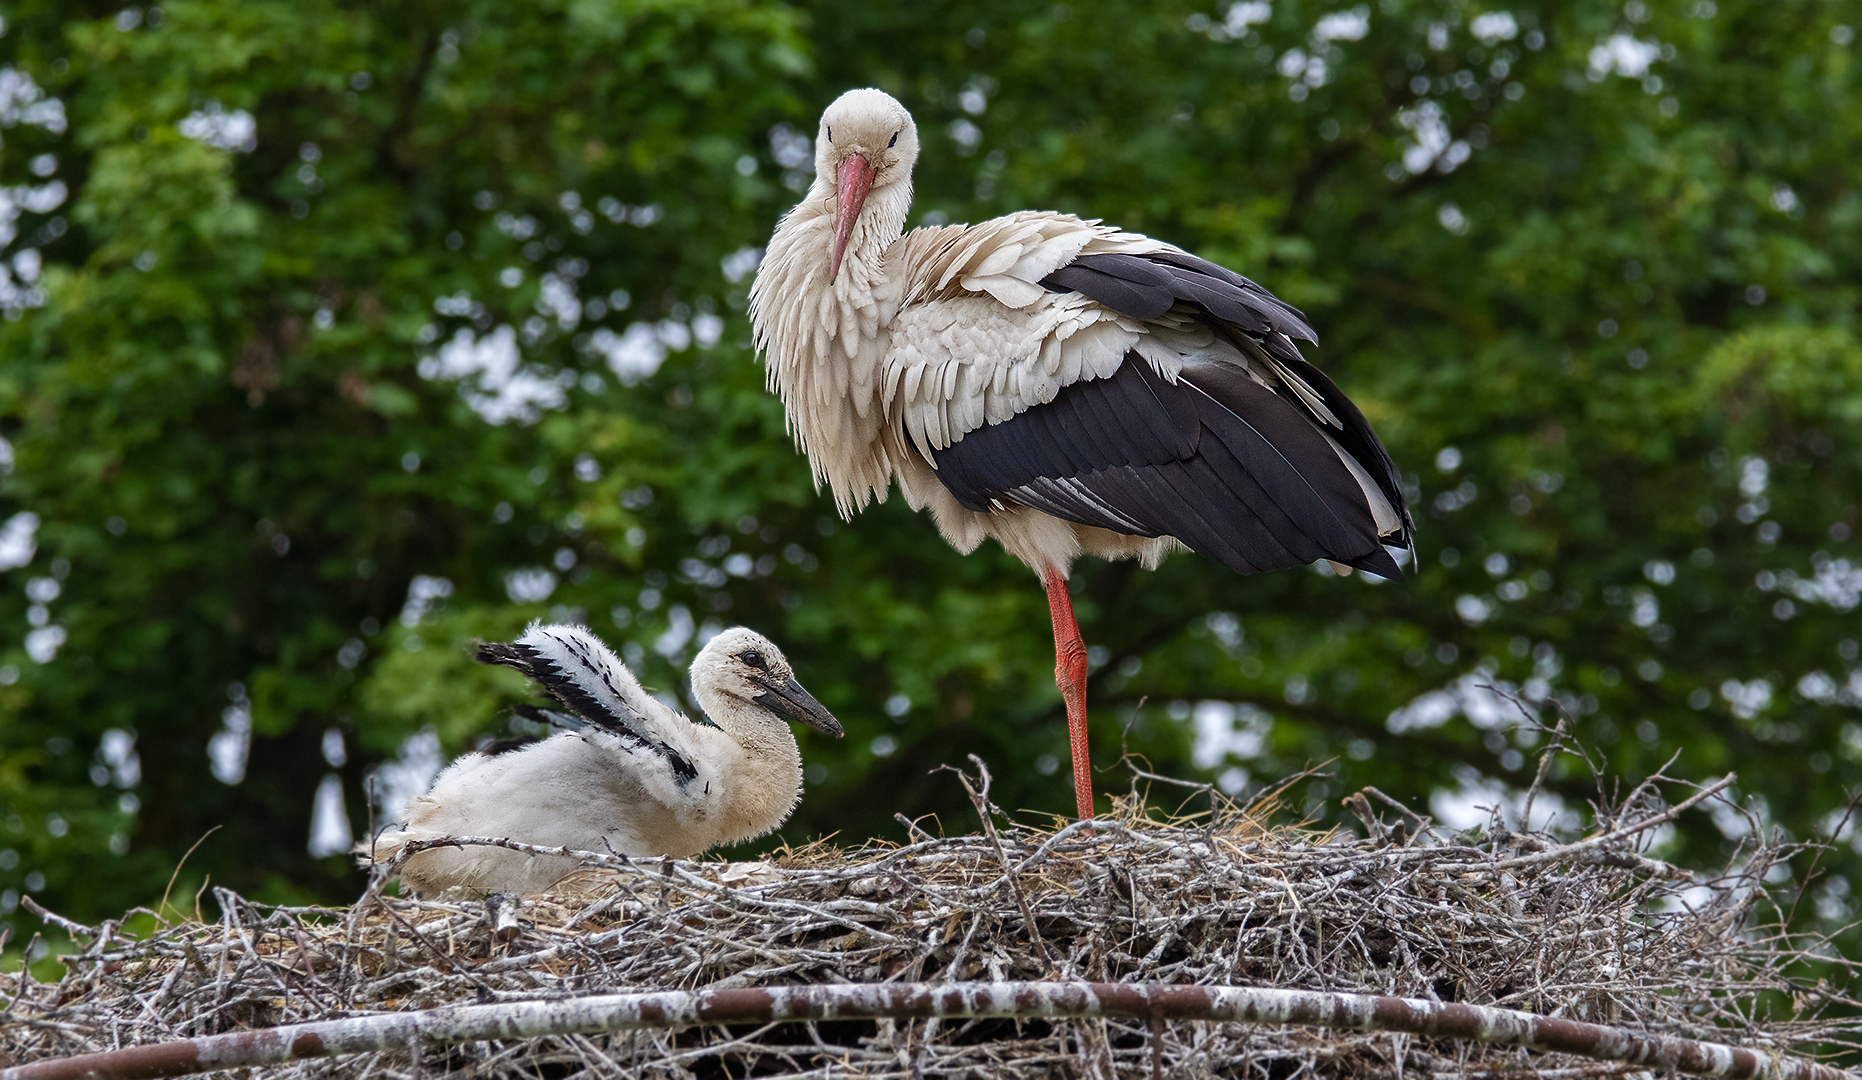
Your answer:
[740,650,768,670]
[888,130,899,149]
[825,125,833,143]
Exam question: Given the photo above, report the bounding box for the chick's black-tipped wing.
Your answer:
[475,630,699,785]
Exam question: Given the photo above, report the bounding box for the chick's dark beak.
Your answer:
[755,676,844,737]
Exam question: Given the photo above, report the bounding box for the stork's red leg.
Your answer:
[1043,569,1094,820]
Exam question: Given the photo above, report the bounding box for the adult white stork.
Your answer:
[365,623,842,895]
[749,88,1412,821]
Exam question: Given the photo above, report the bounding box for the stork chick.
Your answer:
[750,89,1413,820]
[366,623,843,896]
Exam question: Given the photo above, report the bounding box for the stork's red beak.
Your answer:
[830,152,876,282]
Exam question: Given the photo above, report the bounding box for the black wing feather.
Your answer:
[510,702,589,734]
[1182,361,1380,548]
[474,638,699,785]
[476,735,541,757]
[1035,248,1410,544]
[1269,353,1409,533]
[931,354,1403,579]
[1102,363,1191,460]
[1041,257,1175,319]
[1044,251,1318,342]
[1138,249,1319,342]
[927,247,1410,578]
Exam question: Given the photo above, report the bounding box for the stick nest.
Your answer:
[2,754,1856,1078]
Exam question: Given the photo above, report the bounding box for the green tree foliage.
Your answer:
[2,0,1858,949]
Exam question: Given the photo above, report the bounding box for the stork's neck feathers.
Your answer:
[691,684,800,758]
[819,172,914,290]
[770,172,915,297]
[687,681,807,838]
[750,173,915,518]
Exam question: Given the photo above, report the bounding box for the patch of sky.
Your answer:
[1397,100,1470,174]
[370,729,442,824]
[417,324,566,423]
[0,510,36,570]
[307,774,353,857]
[505,567,558,604]
[400,575,454,626]
[1388,666,1534,733]
[1431,763,1580,834]
[177,101,256,153]
[209,685,252,785]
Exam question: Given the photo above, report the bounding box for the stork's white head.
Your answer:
[816,88,919,280]
[690,627,843,737]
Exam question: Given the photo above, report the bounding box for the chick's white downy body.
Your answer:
[365,624,842,896]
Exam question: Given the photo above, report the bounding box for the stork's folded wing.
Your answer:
[929,356,1403,578]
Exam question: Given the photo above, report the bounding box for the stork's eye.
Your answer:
[739,650,768,670]
[888,130,899,148]
[825,125,833,142]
